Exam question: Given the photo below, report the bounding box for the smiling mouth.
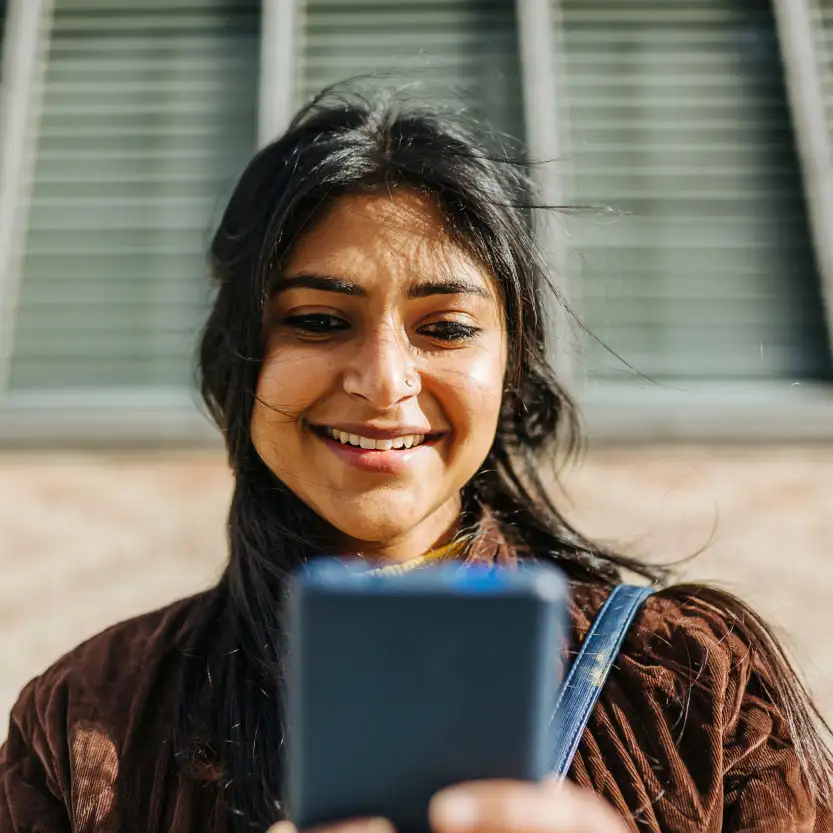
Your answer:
[311,425,433,451]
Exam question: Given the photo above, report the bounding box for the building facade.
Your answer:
[1,0,833,444]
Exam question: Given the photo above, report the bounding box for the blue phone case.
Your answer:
[285,560,568,832]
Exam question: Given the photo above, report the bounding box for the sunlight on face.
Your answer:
[251,189,508,560]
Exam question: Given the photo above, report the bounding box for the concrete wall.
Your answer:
[2,446,831,739]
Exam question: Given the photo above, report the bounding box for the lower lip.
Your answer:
[317,433,437,474]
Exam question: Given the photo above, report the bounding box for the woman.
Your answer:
[1,90,831,833]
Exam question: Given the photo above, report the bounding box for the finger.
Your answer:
[267,819,395,833]
[429,780,628,833]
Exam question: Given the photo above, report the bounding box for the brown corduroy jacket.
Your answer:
[1,581,830,832]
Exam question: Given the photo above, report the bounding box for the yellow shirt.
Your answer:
[369,538,469,576]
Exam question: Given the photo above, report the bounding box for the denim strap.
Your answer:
[548,584,655,778]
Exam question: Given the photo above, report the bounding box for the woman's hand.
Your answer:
[267,779,629,833]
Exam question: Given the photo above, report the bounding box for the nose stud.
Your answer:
[405,378,414,388]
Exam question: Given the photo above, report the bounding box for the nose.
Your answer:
[343,323,420,408]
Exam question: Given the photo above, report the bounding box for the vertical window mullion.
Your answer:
[772,0,833,364]
[515,0,575,384]
[258,0,301,148]
[0,0,54,395]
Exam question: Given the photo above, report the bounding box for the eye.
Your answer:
[283,313,349,337]
[418,321,480,343]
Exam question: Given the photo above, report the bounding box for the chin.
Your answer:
[316,494,435,549]
[331,511,423,548]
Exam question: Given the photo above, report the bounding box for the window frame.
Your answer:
[0,0,53,401]
[0,0,295,446]
[518,0,833,442]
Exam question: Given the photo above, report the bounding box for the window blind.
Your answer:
[559,0,831,382]
[301,0,524,147]
[8,0,260,391]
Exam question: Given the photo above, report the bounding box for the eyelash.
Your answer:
[283,314,347,335]
[282,315,480,343]
[418,321,480,343]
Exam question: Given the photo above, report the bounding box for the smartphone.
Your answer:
[284,560,568,832]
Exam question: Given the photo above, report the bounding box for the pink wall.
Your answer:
[2,446,831,736]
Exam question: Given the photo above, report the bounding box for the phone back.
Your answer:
[285,561,568,832]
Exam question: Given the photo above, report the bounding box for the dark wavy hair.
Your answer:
[175,88,832,831]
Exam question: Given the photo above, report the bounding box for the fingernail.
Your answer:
[364,820,396,833]
[430,790,480,831]
[305,819,393,833]
[267,823,296,833]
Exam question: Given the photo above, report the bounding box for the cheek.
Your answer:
[469,329,508,404]
[257,350,329,410]
[251,352,330,446]
[437,341,506,445]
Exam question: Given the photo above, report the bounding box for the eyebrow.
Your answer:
[274,272,490,299]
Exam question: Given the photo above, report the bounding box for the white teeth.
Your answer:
[325,428,427,451]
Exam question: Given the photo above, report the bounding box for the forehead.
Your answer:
[283,189,496,294]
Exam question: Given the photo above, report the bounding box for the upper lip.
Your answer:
[309,422,441,439]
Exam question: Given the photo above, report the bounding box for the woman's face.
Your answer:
[251,189,508,559]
